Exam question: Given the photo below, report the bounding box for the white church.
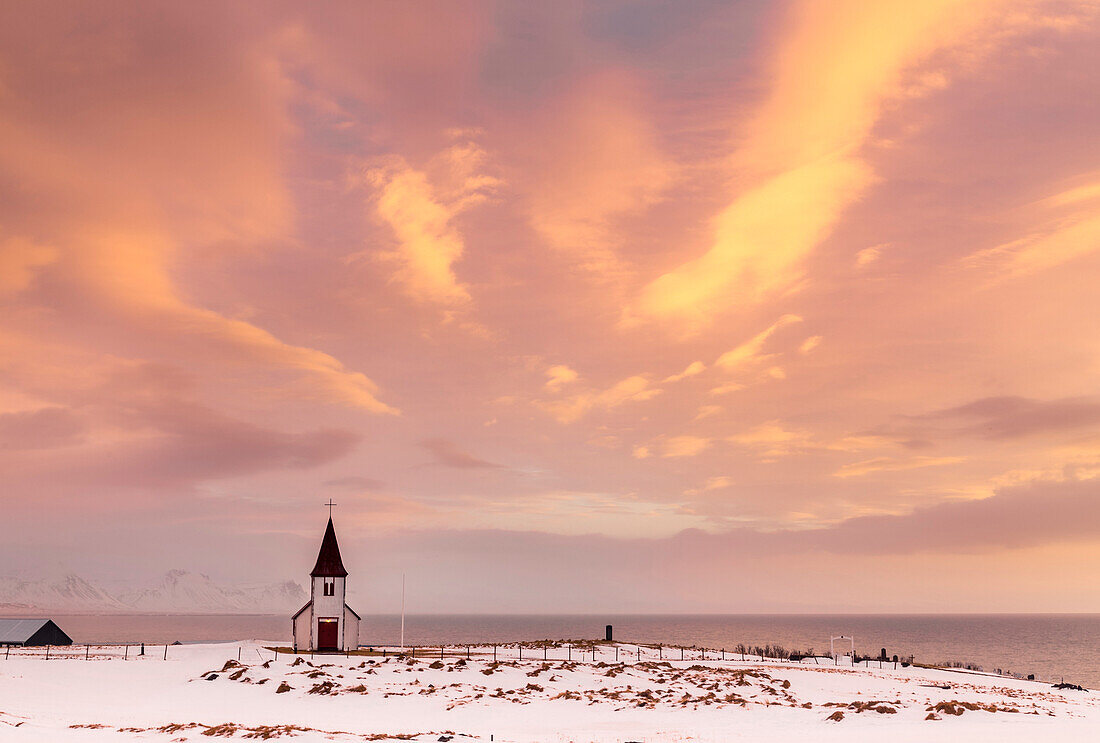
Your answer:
[292,516,360,652]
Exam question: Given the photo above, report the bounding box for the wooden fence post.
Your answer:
[46,645,51,660]
[163,644,168,660]
[124,645,128,660]
[86,645,90,660]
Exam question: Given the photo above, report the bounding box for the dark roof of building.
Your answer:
[0,618,72,645]
[310,517,348,577]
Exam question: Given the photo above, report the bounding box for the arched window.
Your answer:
[323,577,335,596]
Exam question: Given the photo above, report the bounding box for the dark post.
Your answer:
[519,645,522,661]
[493,645,496,661]
[681,647,684,661]
[616,646,619,662]
[467,646,471,660]
[543,646,546,661]
[140,642,144,656]
[238,646,242,661]
[124,645,129,660]
[568,644,571,661]
[163,644,168,660]
[46,645,50,660]
[86,645,90,660]
[605,625,613,642]
[274,649,278,661]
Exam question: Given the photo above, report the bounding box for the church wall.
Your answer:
[292,605,312,650]
[343,606,360,650]
[311,575,346,648]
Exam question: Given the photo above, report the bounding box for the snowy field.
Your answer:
[1,640,1098,742]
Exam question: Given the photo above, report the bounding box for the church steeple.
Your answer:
[310,517,348,577]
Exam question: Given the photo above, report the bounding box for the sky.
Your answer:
[2,0,1100,613]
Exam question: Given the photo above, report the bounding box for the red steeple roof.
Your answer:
[310,517,348,577]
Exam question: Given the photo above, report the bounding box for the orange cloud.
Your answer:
[634,0,1006,326]
[834,455,966,478]
[538,374,661,424]
[967,177,1100,279]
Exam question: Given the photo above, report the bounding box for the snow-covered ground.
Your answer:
[1,641,1097,741]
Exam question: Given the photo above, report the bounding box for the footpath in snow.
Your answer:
[1,640,1098,742]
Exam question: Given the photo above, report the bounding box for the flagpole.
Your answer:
[400,573,405,650]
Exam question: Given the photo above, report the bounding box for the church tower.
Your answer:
[292,514,360,652]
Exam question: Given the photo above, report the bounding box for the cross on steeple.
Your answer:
[324,499,337,519]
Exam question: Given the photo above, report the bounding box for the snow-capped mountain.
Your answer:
[0,573,128,613]
[0,570,305,614]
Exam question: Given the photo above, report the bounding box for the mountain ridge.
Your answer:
[0,571,306,615]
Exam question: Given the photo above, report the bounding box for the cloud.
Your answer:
[855,244,886,267]
[807,476,1100,554]
[0,238,57,294]
[928,395,1100,439]
[633,0,1006,326]
[714,315,803,371]
[517,71,674,275]
[798,335,822,354]
[966,179,1100,279]
[833,455,965,478]
[421,438,502,469]
[663,361,706,383]
[0,407,85,450]
[658,435,712,458]
[545,365,580,391]
[728,422,816,459]
[537,375,661,424]
[369,161,472,306]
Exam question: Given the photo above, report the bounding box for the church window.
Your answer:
[324,577,335,596]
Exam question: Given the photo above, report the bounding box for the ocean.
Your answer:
[47,613,1100,689]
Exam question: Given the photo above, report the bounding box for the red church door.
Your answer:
[317,618,339,650]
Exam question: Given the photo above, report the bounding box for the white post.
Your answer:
[400,573,406,650]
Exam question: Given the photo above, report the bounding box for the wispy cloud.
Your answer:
[633,0,1007,326]
[421,438,503,469]
[537,375,661,424]
[834,455,965,478]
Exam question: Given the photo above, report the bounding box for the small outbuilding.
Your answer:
[0,618,73,646]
